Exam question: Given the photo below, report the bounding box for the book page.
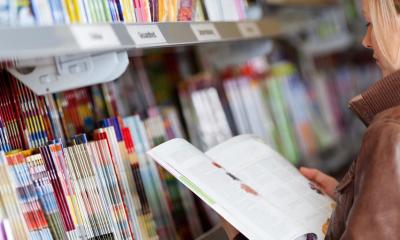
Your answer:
[148,138,310,240]
[206,135,335,240]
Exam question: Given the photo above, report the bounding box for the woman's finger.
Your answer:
[300,167,338,198]
[300,167,320,181]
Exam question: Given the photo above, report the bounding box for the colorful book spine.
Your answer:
[121,126,158,240]
[124,115,177,240]
[99,119,143,240]
[4,151,53,239]
[0,151,30,239]
[0,117,11,152]
[63,0,78,23]
[41,143,79,238]
[0,74,25,150]
[91,131,134,239]
[26,153,67,239]
[0,0,250,26]
[69,136,116,239]
[264,68,300,164]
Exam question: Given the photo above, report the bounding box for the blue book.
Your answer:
[0,0,11,25]
[47,0,66,24]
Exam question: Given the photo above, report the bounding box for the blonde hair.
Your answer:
[369,0,400,70]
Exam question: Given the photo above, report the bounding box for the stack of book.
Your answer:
[178,57,380,165]
[0,67,207,239]
[0,113,206,240]
[0,71,60,151]
[0,0,250,26]
[178,74,234,151]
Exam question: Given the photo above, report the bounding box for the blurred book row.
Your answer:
[0,0,251,26]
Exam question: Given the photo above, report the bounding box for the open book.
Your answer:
[147,135,335,240]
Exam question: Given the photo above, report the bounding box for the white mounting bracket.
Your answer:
[7,51,129,95]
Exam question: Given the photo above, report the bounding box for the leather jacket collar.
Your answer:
[349,70,400,126]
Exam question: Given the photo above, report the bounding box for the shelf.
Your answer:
[301,33,354,56]
[0,18,297,61]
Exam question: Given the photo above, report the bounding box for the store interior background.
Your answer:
[0,0,378,239]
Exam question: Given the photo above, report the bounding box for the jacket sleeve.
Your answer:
[340,121,400,239]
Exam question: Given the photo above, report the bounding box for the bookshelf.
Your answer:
[0,1,367,239]
[0,17,297,60]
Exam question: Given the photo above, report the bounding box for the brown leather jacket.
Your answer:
[325,69,400,240]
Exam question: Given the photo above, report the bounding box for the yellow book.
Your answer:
[158,0,168,22]
[121,0,129,22]
[168,0,178,21]
[122,0,134,22]
[71,0,82,23]
[63,0,77,23]
[129,0,137,22]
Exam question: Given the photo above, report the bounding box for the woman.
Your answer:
[223,0,400,239]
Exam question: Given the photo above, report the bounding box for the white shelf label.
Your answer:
[191,23,221,41]
[127,25,167,45]
[237,22,262,38]
[71,25,121,50]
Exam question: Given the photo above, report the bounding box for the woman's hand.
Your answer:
[300,167,339,199]
[221,217,239,240]
[220,168,337,240]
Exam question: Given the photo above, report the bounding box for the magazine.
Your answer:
[147,135,335,240]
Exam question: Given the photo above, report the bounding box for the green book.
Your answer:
[266,63,300,164]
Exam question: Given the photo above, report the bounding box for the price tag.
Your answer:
[237,22,262,38]
[70,25,121,50]
[191,23,221,42]
[127,25,167,45]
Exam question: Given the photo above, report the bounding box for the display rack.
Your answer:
[0,17,296,61]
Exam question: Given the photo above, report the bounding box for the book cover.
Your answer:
[140,0,151,22]
[31,0,55,25]
[101,0,112,22]
[158,0,167,22]
[0,0,12,25]
[167,0,178,21]
[177,0,193,21]
[16,0,35,25]
[203,0,222,21]
[148,0,157,22]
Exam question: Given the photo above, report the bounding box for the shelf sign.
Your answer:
[127,25,167,45]
[70,25,121,50]
[191,23,221,42]
[237,22,261,38]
